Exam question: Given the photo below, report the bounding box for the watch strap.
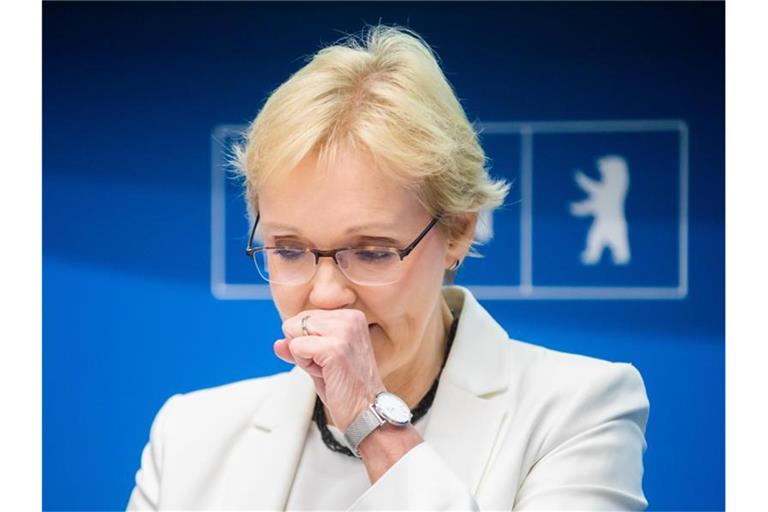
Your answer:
[344,405,385,458]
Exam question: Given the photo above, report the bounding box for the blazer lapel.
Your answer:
[424,286,512,495]
[208,365,316,510]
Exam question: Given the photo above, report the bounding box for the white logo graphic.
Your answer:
[570,155,631,265]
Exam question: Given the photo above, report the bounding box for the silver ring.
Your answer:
[301,315,312,336]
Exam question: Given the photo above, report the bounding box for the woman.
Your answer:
[127,25,649,510]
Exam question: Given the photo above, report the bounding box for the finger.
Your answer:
[288,336,328,377]
[296,355,324,378]
[273,339,295,364]
[288,335,328,363]
[283,312,322,340]
[275,339,323,377]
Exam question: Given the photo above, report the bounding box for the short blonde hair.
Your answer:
[230,24,511,259]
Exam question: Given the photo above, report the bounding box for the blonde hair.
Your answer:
[230,24,511,260]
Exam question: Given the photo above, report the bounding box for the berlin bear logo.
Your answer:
[569,155,631,265]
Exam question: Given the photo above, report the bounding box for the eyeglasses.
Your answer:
[245,212,441,286]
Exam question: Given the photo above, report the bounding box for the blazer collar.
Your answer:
[439,285,510,396]
[423,285,511,495]
[241,285,511,508]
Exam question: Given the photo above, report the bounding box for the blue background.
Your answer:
[43,2,724,511]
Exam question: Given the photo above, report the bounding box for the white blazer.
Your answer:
[127,285,649,510]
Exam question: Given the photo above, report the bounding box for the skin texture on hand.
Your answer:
[274,308,387,431]
[275,309,425,484]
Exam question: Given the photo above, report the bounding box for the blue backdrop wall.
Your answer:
[43,2,724,510]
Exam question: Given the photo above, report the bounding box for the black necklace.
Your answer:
[313,312,460,458]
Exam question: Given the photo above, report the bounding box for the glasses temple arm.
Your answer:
[245,211,261,256]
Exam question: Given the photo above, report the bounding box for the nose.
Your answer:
[308,256,355,310]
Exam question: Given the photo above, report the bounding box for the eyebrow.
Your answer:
[263,222,402,245]
[273,234,401,246]
[262,222,397,234]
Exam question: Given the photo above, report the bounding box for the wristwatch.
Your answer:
[343,391,412,458]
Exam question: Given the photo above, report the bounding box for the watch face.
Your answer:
[375,392,412,424]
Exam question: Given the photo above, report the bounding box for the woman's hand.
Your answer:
[273,309,386,431]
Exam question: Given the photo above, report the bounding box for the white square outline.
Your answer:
[210,120,688,300]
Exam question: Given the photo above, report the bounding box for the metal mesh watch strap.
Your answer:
[344,405,385,458]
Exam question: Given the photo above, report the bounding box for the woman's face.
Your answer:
[257,146,461,380]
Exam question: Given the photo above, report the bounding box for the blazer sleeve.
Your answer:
[347,362,649,511]
[126,394,182,511]
[347,441,480,511]
[513,362,650,510]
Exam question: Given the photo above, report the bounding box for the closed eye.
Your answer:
[354,250,396,262]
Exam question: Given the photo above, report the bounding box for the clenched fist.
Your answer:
[274,309,386,431]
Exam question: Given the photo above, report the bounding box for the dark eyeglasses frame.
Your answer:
[245,211,442,265]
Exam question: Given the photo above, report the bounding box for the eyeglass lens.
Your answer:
[252,247,402,286]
